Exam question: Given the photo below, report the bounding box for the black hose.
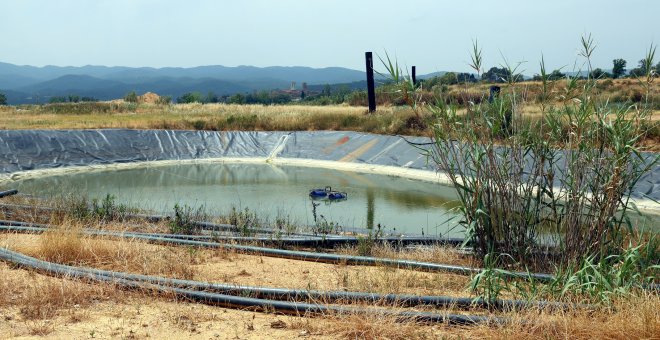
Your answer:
[2,244,580,312]
[4,223,653,295]
[0,247,504,325]
[0,219,465,248]
[0,189,18,198]
[0,224,553,281]
[0,202,451,240]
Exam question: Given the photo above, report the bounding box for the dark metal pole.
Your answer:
[412,66,417,85]
[488,85,501,103]
[365,52,376,113]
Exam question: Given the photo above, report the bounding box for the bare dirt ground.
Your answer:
[0,233,474,339]
[1,232,659,339]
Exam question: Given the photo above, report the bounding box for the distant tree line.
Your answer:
[419,57,659,86]
[175,91,292,105]
[529,58,660,80]
[0,92,6,105]
[299,84,354,105]
[49,95,98,103]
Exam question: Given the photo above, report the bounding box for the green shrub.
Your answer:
[124,91,138,103]
[228,206,259,236]
[91,194,128,221]
[169,203,206,234]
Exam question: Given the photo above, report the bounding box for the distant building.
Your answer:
[273,80,320,100]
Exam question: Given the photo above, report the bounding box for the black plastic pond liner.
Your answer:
[0,247,504,325]
[0,223,552,282]
[0,189,18,198]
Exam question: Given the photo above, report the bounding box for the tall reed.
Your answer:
[383,36,659,267]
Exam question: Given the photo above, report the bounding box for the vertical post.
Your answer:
[488,85,501,103]
[365,52,376,113]
[412,66,417,86]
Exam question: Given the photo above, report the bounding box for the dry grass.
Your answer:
[2,101,656,131]
[291,313,435,340]
[2,82,656,135]
[334,243,475,296]
[0,103,424,136]
[287,292,660,339]
[464,293,660,339]
[9,222,198,279]
[0,262,123,322]
[336,265,470,297]
[338,242,479,267]
[2,231,469,297]
[1,229,659,339]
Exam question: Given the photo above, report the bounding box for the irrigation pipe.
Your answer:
[1,243,582,311]
[0,203,369,238]
[1,223,655,293]
[0,247,504,325]
[0,202,290,235]
[0,218,465,247]
[0,201,458,239]
[0,189,18,198]
[0,223,552,282]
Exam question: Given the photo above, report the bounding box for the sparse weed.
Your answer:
[56,193,131,222]
[228,206,259,236]
[356,224,383,256]
[169,203,206,235]
[469,253,513,304]
[91,194,129,221]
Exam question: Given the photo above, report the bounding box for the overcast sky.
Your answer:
[0,0,657,74]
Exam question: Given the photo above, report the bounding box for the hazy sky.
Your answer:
[1,0,657,74]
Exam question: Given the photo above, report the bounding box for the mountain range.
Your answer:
[0,62,446,104]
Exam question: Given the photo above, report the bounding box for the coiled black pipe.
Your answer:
[0,247,504,325]
[0,223,553,281]
[1,244,579,311]
[0,189,18,198]
[7,223,655,294]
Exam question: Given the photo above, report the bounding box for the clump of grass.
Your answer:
[291,312,434,340]
[356,224,383,256]
[545,237,659,304]
[274,210,296,234]
[55,193,131,222]
[169,203,207,235]
[37,223,88,264]
[91,194,129,221]
[469,253,514,304]
[465,293,660,339]
[227,206,260,236]
[30,223,197,279]
[0,262,121,321]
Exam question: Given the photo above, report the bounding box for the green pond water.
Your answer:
[12,163,464,236]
